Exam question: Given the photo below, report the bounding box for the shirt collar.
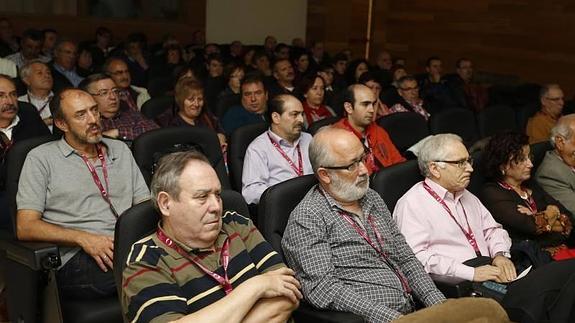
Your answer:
[267,129,301,147]
[26,91,53,102]
[57,136,114,160]
[157,221,228,258]
[316,184,373,218]
[0,115,20,132]
[424,177,464,203]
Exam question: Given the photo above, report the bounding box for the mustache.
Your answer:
[1,104,17,113]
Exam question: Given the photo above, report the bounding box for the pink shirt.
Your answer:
[393,178,511,281]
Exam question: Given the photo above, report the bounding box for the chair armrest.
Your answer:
[0,240,60,270]
[294,301,364,323]
[429,273,472,298]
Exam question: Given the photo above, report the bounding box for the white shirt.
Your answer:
[19,92,53,132]
[0,115,20,141]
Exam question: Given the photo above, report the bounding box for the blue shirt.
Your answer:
[221,105,266,135]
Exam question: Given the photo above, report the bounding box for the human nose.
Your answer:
[207,194,222,212]
[87,110,98,123]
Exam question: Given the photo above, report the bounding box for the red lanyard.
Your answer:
[422,182,481,256]
[497,181,538,213]
[339,211,412,295]
[79,144,118,218]
[157,228,233,295]
[267,132,303,176]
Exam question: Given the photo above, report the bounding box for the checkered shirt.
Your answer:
[282,185,445,322]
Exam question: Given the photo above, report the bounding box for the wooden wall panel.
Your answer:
[370,0,575,96]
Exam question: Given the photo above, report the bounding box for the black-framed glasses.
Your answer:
[322,152,369,172]
[434,157,473,169]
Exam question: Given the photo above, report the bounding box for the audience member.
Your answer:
[481,132,573,261]
[292,49,311,83]
[250,50,272,77]
[16,88,149,299]
[390,76,431,120]
[445,58,489,112]
[373,50,393,86]
[221,74,268,135]
[263,35,277,56]
[274,43,290,60]
[418,56,455,111]
[333,84,405,174]
[291,37,305,49]
[536,114,575,217]
[282,127,508,322]
[76,43,96,77]
[204,54,226,110]
[50,40,84,92]
[41,28,58,60]
[317,63,337,109]
[526,84,564,144]
[121,33,149,87]
[122,151,301,323]
[269,58,296,98]
[157,77,226,153]
[344,58,369,85]
[297,74,336,128]
[309,41,328,71]
[228,40,243,64]
[0,74,50,189]
[331,52,348,93]
[18,60,55,131]
[242,94,313,204]
[359,71,391,120]
[0,18,19,57]
[80,73,158,142]
[395,133,575,322]
[104,57,150,111]
[89,27,114,69]
[5,28,49,68]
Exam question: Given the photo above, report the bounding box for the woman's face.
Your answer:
[304,77,325,106]
[296,54,309,72]
[181,90,204,120]
[355,62,369,81]
[228,68,244,90]
[243,49,255,66]
[503,145,533,184]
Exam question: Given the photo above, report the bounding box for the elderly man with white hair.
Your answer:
[536,114,575,218]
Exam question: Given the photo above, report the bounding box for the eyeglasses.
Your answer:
[89,88,120,97]
[434,157,473,169]
[322,152,369,172]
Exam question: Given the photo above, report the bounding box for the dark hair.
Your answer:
[342,84,358,107]
[272,58,291,72]
[426,56,441,67]
[240,72,266,94]
[456,57,471,69]
[345,59,370,84]
[252,50,269,64]
[223,62,244,81]
[297,73,324,97]
[274,43,290,55]
[42,28,57,36]
[266,94,294,121]
[78,73,113,91]
[50,87,77,121]
[21,29,44,43]
[333,52,348,64]
[482,132,530,181]
[358,71,379,85]
[206,53,223,64]
[396,75,418,88]
[96,26,111,36]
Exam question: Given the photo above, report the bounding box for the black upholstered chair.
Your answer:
[370,160,473,298]
[377,112,429,153]
[467,150,486,196]
[213,94,241,119]
[140,95,175,120]
[132,127,230,189]
[307,116,339,136]
[530,140,553,172]
[429,108,479,147]
[228,123,268,191]
[0,136,123,323]
[477,104,517,139]
[258,175,364,323]
[113,190,249,301]
[516,102,540,132]
[147,76,173,98]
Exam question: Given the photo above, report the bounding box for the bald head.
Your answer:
[310,127,363,172]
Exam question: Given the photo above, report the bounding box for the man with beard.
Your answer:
[282,128,509,322]
[333,84,405,174]
[16,88,149,299]
[242,94,313,204]
[0,74,49,189]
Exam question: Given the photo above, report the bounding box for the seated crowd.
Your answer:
[2,18,575,323]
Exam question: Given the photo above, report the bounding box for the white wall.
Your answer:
[206,0,307,45]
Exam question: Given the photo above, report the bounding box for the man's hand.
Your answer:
[517,204,533,215]
[102,128,119,138]
[472,265,501,282]
[256,267,302,304]
[77,232,114,272]
[492,255,516,282]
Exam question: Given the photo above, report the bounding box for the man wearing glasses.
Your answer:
[394,133,516,284]
[103,57,150,111]
[333,84,405,175]
[79,73,158,142]
[282,128,510,322]
[390,75,431,120]
[526,84,565,144]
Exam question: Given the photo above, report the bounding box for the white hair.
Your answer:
[417,133,463,177]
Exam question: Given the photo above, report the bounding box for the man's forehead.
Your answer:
[181,161,221,189]
[62,91,96,108]
[243,82,264,92]
[0,79,16,92]
[354,87,375,101]
[109,60,127,70]
[92,79,116,90]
